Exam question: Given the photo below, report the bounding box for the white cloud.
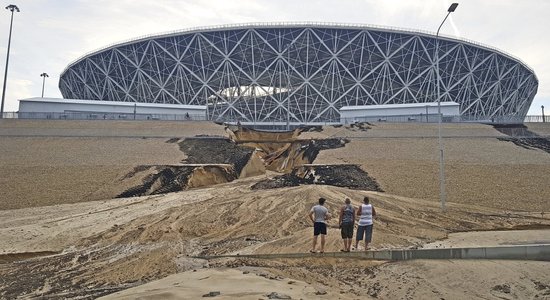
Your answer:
[4,78,34,104]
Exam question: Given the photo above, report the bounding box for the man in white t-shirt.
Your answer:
[354,196,376,251]
[308,197,330,253]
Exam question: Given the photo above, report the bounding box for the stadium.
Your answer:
[58,22,538,125]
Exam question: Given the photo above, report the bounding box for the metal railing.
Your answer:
[343,114,547,124]
[1,111,208,121]
[0,112,546,125]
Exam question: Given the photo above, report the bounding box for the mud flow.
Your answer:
[494,124,550,153]
[118,125,382,197]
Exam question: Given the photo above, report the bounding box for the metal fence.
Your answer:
[1,111,208,121]
[343,114,546,124]
[0,111,546,125]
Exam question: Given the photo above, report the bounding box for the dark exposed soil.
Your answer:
[298,125,323,133]
[308,138,349,155]
[117,165,236,198]
[293,138,349,165]
[251,173,303,190]
[498,137,550,153]
[118,166,194,198]
[251,164,383,192]
[178,137,255,175]
[493,124,537,137]
[117,137,255,198]
[348,122,373,131]
[165,137,180,143]
[118,133,362,198]
[494,124,550,153]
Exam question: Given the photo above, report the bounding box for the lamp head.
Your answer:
[448,3,458,12]
[5,4,20,12]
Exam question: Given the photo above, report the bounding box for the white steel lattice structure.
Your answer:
[59,22,538,124]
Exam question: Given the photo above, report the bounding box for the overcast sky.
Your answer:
[0,0,548,114]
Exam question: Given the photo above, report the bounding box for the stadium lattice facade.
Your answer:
[59,23,538,124]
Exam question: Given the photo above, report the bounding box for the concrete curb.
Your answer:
[193,244,550,261]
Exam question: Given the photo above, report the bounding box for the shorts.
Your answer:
[340,222,354,239]
[356,224,373,242]
[313,222,327,236]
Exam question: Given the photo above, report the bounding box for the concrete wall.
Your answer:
[196,244,550,262]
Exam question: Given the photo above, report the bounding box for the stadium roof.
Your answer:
[62,22,536,79]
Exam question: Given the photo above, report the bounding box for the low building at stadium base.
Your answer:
[18,97,469,125]
[18,97,207,121]
[56,22,538,126]
[340,101,460,124]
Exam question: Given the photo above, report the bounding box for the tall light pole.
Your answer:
[40,73,49,98]
[0,4,19,119]
[435,2,458,212]
[286,43,292,131]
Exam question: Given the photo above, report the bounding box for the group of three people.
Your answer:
[308,196,376,253]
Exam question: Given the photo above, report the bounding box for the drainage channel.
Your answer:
[193,244,550,261]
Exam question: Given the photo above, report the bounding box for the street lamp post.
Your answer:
[435,3,458,212]
[286,43,292,131]
[40,73,49,98]
[0,4,20,119]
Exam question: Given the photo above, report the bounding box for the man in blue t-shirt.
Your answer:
[309,197,330,253]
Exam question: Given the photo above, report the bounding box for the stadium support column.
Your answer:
[0,4,20,119]
[436,3,458,212]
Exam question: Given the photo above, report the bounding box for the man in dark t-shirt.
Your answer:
[338,198,355,252]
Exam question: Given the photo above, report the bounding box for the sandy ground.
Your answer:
[423,229,550,248]
[100,268,352,300]
[1,120,549,211]
[1,176,549,298]
[526,122,550,136]
[362,259,550,299]
[309,123,550,211]
[1,120,550,299]
[0,119,227,137]
[104,257,550,300]
[0,136,186,209]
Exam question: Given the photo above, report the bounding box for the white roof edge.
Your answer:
[60,22,537,79]
[19,97,207,110]
[339,102,459,111]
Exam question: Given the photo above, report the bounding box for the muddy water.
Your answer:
[423,229,550,248]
